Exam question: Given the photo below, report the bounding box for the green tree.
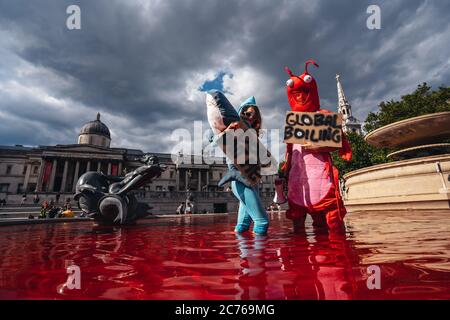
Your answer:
[332,132,390,176]
[364,83,450,133]
[333,83,449,176]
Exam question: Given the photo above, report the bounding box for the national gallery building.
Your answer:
[0,114,277,213]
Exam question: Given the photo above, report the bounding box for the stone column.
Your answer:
[107,162,112,175]
[23,164,32,192]
[48,159,57,192]
[198,169,202,191]
[118,162,123,176]
[60,160,69,193]
[36,159,45,192]
[185,170,188,191]
[97,162,101,172]
[72,161,80,192]
[86,161,91,172]
[176,169,180,191]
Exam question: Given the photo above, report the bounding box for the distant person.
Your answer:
[55,193,61,203]
[176,202,184,215]
[33,194,40,204]
[43,199,58,218]
[59,208,74,218]
[268,203,280,214]
[185,189,195,214]
[276,203,281,213]
[63,202,72,211]
[186,189,194,203]
[21,193,27,206]
[0,198,6,206]
[184,203,193,215]
[42,200,49,208]
[48,205,59,219]
[64,197,71,209]
[39,202,48,219]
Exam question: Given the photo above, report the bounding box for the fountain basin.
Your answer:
[365,112,450,149]
[343,154,450,211]
[0,212,449,300]
[387,143,450,160]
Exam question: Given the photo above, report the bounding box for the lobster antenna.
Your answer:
[305,59,319,74]
[284,66,294,77]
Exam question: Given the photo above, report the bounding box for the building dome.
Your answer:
[79,113,111,139]
[78,113,111,148]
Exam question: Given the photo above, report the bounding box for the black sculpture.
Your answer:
[74,154,166,225]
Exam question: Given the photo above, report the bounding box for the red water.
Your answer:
[0,211,449,300]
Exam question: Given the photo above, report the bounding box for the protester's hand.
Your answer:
[281,161,290,175]
[302,142,324,152]
[225,122,240,131]
[302,142,314,149]
[281,156,292,180]
[303,142,339,153]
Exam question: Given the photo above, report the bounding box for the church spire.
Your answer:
[336,74,362,135]
[336,74,352,119]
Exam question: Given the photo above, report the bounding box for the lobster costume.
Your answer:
[282,60,352,232]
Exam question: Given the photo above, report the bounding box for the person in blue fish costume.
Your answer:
[218,96,270,235]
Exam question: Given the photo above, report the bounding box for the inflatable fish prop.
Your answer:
[205,90,277,187]
[206,90,241,135]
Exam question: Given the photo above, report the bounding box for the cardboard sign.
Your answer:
[283,111,343,147]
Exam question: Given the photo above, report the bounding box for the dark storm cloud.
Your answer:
[0,0,449,152]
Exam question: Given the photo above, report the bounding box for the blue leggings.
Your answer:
[231,181,269,235]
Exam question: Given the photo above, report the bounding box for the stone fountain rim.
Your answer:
[387,143,450,159]
[365,111,450,148]
[343,153,450,180]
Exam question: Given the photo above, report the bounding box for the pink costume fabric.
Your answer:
[288,145,332,207]
[282,60,352,232]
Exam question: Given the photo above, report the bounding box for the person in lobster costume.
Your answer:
[280,59,352,233]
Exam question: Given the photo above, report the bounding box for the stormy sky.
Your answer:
[0,0,449,154]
